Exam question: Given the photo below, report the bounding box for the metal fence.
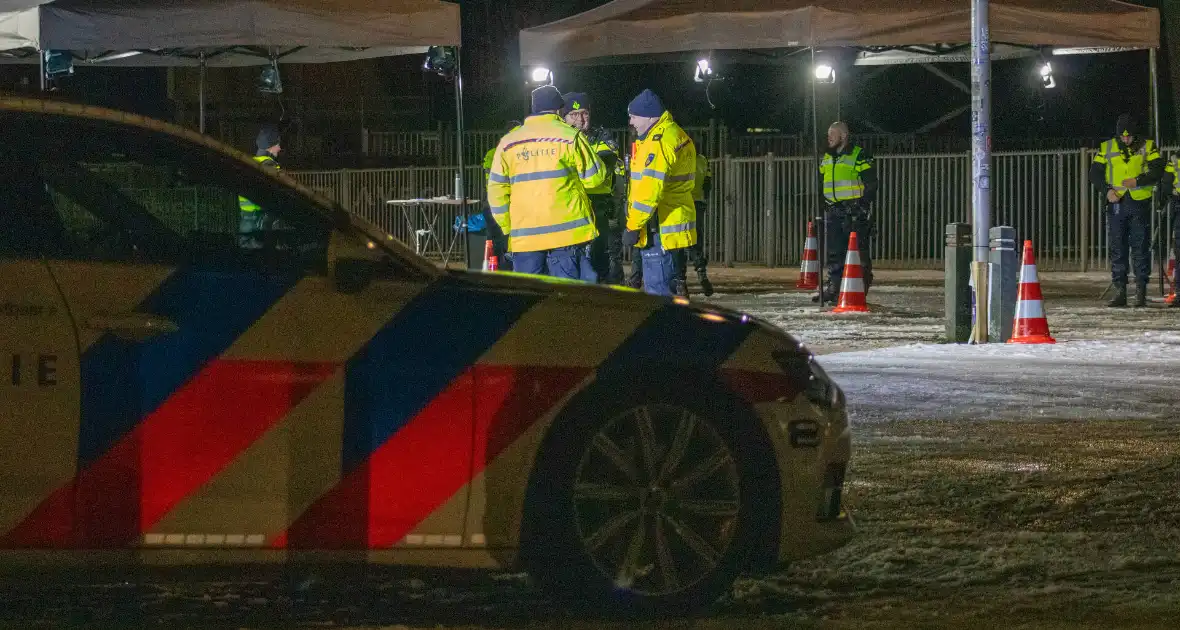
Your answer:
[290,147,1178,272]
[365,124,731,164]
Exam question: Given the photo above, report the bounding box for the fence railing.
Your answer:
[365,123,731,164]
[290,147,1178,272]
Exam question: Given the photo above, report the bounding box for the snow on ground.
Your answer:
[704,271,1180,424]
[822,336,1180,424]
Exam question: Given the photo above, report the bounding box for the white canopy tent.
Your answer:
[519,0,1163,310]
[0,0,476,262]
[519,0,1158,66]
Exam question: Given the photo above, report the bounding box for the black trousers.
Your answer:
[824,202,874,296]
[589,195,623,284]
[1108,197,1151,287]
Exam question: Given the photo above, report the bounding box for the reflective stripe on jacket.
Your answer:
[486,114,607,252]
[626,111,697,250]
[238,155,280,212]
[820,146,869,203]
[1094,138,1160,201]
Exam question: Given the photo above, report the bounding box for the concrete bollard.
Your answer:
[945,223,972,343]
[988,226,1018,343]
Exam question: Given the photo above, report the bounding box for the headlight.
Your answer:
[773,349,845,410]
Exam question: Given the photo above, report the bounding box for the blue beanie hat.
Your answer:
[560,92,590,116]
[531,86,565,114]
[256,124,281,152]
[627,89,665,118]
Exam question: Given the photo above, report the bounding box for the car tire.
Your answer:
[522,377,779,616]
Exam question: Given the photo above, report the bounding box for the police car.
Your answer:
[0,97,852,613]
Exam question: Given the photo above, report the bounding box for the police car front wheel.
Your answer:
[523,381,778,615]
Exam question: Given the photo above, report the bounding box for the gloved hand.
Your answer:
[622,229,641,248]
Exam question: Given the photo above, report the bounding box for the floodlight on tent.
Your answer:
[258,57,283,94]
[814,64,835,83]
[423,46,457,78]
[694,58,713,83]
[43,50,73,78]
[529,67,553,85]
[1039,62,1055,89]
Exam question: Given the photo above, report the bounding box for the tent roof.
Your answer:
[519,0,1160,67]
[0,0,459,66]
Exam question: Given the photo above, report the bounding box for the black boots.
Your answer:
[1107,283,1127,307]
[1133,282,1148,308]
[697,271,714,297]
[1109,282,1150,307]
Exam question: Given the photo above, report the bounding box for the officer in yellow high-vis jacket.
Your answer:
[818,121,877,304]
[1089,113,1164,307]
[562,91,625,285]
[622,89,697,297]
[487,86,607,281]
[238,124,282,249]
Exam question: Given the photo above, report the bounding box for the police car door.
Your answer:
[0,165,82,550]
[4,109,469,554]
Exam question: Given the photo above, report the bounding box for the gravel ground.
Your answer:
[4,269,1178,629]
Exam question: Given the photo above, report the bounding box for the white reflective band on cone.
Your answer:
[1016,299,1044,319]
[841,277,865,293]
[1020,265,1040,283]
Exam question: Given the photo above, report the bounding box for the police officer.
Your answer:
[817,121,877,303]
[482,120,521,270]
[622,89,697,297]
[487,86,606,280]
[238,124,283,249]
[685,153,714,296]
[561,92,625,284]
[1089,114,1164,307]
[1161,150,1180,308]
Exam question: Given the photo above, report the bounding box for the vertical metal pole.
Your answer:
[812,46,825,308]
[970,0,991,342]
[38,50,46,91]
[198,52,207,134]
[1150,47,1164,295]
[455,46,468,269]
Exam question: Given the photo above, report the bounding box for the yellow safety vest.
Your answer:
[1165,155,1180,195]
[626,111,697,250]
[238,155,280,212]
[820,146,868,203]
[1094,138,1160,201]
[585,131,619,196]
[693,154,712,202]
[486,113,607,253]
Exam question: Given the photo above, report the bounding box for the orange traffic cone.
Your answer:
[481,239,494,272]
[487,255,499,272]
[796,221,820,289]
[1009,240,1055,344]
[1165,250,1176,305]
[832,232,869,313]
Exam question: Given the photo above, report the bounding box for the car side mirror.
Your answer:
[332,256,378,294]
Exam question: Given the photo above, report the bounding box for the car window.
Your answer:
[1,112,333,274]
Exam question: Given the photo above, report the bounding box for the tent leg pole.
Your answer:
[39,49,46,92]
[812,46,824,310]
[455,46,467,270]
[199,53,207,134]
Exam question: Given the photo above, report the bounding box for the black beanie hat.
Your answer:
[530,86,565,114]
[256,124,281,152]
